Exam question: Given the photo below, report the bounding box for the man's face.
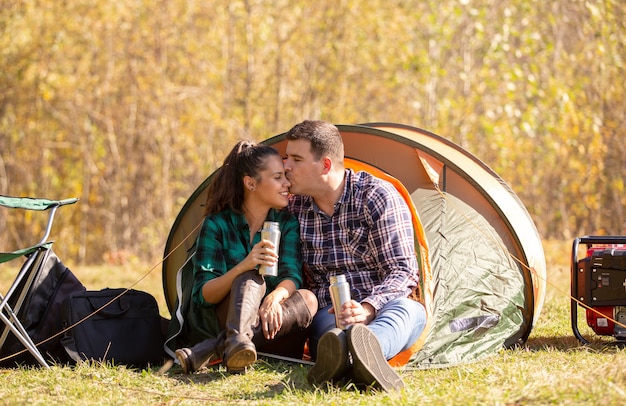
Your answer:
[284,139,323,196]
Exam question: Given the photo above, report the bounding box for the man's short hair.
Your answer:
[285,120,344,162]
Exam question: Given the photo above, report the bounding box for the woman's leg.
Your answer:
[223,270,266,372]
[253,289,315,359]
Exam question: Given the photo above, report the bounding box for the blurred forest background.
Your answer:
[1,0,624,266]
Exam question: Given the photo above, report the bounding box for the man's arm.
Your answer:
[360,180,420,311]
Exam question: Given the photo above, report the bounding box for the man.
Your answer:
[284,120,427,392]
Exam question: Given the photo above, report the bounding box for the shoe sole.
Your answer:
[225,346,256,373]
[175,347,221,374]
[175,348,193,374]
[347,324,404,392]
[307,328,349,385]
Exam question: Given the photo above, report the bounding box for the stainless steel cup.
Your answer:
[329,274,351,329]
[259,221,280,276]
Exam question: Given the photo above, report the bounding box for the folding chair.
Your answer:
[0,196,78,368]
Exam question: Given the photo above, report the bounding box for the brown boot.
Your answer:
[252,290,313,358]
[175,331,225,374]
[223,271,265,373]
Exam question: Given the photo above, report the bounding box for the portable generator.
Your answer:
[571,236,626,343]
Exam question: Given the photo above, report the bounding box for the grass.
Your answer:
[1,239,626,405]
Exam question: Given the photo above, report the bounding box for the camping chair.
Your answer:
[0,196,78,368]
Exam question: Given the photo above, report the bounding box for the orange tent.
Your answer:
[162,123,546,368]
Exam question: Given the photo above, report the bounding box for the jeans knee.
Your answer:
[368,298,426,358]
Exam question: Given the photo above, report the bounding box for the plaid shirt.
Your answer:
[288,169,419,311]
[191,208,303,306]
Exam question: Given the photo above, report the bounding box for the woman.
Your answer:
[173,141,317,374]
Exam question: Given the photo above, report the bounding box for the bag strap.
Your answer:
[87,295,130,318]
[60,335,83,363]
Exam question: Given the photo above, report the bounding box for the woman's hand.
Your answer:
[201,240,279,306]
[243,239,278,273]
[258,291,284,340]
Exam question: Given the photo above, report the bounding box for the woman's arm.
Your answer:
[201,238,280,304]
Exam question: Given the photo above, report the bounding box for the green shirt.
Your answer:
[191,207,303,307]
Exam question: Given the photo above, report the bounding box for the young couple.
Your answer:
[172,120,427,392]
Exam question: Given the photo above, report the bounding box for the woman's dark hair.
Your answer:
[204,140,280,215]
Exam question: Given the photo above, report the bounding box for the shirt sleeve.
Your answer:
[272,211,303,289]
[361,181,420,311]
[191,217,226,307]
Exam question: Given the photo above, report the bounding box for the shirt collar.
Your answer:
[229,207,280,230]
[337,168,354,206]
[305,168,353,215]
[228,209,249,231]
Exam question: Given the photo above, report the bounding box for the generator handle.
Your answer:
[571,235,626,344]
[571,237,589,344]
[576,235,626,247]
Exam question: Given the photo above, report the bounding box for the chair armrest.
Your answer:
[0,196,78,211]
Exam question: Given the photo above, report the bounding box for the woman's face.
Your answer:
[250,155,291,209]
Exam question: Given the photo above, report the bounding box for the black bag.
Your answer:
[60,288,165,367]
[0,249,85,367]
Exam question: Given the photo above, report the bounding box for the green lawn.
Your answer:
[1,239,625,405]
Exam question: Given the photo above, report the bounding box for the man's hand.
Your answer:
[330,300,376,326]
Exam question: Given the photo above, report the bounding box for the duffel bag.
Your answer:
[60,288,165,367]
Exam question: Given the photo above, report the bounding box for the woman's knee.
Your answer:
[297,289,319,317]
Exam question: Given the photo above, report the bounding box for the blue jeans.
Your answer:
[308,298,427,361]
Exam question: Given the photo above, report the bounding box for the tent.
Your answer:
[162,123,546,368]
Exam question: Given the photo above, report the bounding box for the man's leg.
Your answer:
[307,299,427,391]
[366,298,426,359]
[307,305,336,361]
[306,305,350,385]
[346,298,426,392]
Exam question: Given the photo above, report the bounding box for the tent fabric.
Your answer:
[162,252,222,360]
[162,123,546,369]
[408,189,526,368]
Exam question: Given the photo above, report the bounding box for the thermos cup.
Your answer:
[259,221,280,276]
[329,274,351,329]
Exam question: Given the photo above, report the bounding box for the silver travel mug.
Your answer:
[259,221,280,276]
[329,274,351,330]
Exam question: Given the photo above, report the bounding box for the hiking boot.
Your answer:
[307,328,350,385]
[175,331,225,374]
[347,324,404,392]
[223,271,265,373]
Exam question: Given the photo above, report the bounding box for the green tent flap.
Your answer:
[409,190,527,368]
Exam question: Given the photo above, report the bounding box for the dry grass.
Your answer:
[1,239,626,405]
